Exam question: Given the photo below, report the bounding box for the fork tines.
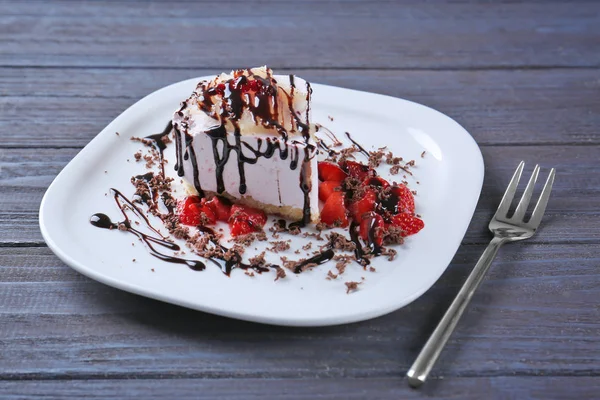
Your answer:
[494,161,556,229]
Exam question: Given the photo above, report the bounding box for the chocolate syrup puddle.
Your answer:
[345,131,369,157]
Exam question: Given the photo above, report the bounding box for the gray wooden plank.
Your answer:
[0,244,599,378]
[0,146,598,245]
[1,1,599,69]
[1,68,599,146]
[1,377,599,400]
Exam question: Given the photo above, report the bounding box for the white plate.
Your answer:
[40,77,483,327]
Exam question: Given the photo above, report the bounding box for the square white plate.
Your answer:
[40,77,483,327]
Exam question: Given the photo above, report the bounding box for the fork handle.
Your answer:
[406,236,505,387]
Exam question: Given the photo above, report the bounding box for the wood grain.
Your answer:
[1,68,599,147]
[1,146,598,245]
[1,1,599,397]
[1,377,600,399]
[1,244,599,380]
[1,1,599,69]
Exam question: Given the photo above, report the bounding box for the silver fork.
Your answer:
[406,161,556,388]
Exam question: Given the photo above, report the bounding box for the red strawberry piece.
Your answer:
[205,196,232,222]
[363,176,390,189]
[348,189,377,222]
[359,212,385,247]
[177,196,202,225]
[391,184,415,215]
[318,161,347,182]
[320,191,349,227]
[389,213,424,236]
[247,79,262,92]
[319,180,342,202]
[178,196,216,226]
[341,160,374,180]
[229,219,257,236]
[228,204,267,236]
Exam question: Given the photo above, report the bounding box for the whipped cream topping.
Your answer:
[184,66,312,139]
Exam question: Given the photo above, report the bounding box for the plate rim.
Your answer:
[39,77,484,327]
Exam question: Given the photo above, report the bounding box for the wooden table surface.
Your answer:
[1,1,599,398]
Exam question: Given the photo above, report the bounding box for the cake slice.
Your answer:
[172,66,319,224]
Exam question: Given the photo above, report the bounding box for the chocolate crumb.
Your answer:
[345,281,361,294]
[302,242,313,251]
[267,240,291,253]
[383,226,404,246]
[274,266,287,281]
[151,268,155,272]
[134,151,142,161]
[115,132,120,136]
[288,226,301,236]
[421,151,426,158]
[368,147,387,169]
[248,251,266,266]
[232,232,266,246]
[369,266,376,272]
[381,248,397,261]
[326,232,356,252]
[326,270,338,280]
[333,254,353,275]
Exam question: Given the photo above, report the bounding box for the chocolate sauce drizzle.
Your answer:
[91,189,207,271]
[349,222,370,265]
[144,121,172,177]
[174,70,316,226]
[91,188,286,276]
[345,131,369,157]
[292,248,335,274]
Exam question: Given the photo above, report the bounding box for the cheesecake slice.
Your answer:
[172,66,319,224]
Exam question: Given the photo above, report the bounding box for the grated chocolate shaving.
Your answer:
[345,281,361,294]
[267,240,291,253]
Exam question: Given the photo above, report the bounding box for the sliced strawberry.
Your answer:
[228,204,267,236]
[319,181,342,202]
[389,213,424,236]
[320,191,349,227]
[363,176,390,189]
[348,189,377,222]
[318,161,347,182]
[205,196,232,222]
[359,212,385,247]
[229,219,257,236]
[341,160,374,180]
[392,184,415,214]
[231,204,267,227]
[178,196,217,226]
